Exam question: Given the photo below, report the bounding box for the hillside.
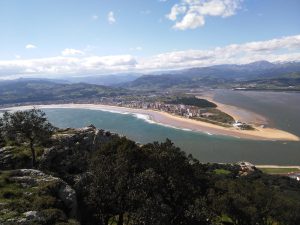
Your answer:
[1,123,300,225]
[233,72,300,90]
[126,61,300,90]
[65,74,141,86]
[0,79,131,105]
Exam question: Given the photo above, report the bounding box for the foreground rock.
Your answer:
[237,161,258,176]
[0,146,31,170]
[39,125,116,184]
[0,126,118,224]
[0,169,79,225]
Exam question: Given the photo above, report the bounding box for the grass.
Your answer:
[0,170,68,223]
[259,167,300,174]
[192,108,235,127]
[55,128,77,135]
[165,96,217,108]
[0,171,28,220]
[214,169,232,175]
[2,144,45,169]
[194,117,232,128]
[205,108,235,124]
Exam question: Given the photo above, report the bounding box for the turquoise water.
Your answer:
[42,90,300,165]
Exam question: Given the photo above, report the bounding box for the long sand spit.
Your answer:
[2,104,299,141]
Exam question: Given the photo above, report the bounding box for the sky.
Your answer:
[0,0,300,78]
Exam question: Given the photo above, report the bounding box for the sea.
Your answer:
[8,90,300,165]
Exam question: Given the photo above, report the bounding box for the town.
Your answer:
[78,95,254,130]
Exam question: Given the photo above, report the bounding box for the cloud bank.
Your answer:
[0,35,299,79]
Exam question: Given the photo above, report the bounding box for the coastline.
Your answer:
[197,94,269,126]
[256,165,300,169]
[2,103,299,141]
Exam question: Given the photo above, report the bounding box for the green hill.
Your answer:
[0,79,131,105]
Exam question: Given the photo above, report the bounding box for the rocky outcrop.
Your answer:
[0,125,115,173]
[0,125,118,224]
[0,169,79,225]
[0,146,14,170]
[0,146,31,170]
[39,125,116,183]
[237,161,258,176]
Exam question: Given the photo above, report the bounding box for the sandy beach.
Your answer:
[197,94,269,126]
[2,103,299,141]
[256,165,300,169]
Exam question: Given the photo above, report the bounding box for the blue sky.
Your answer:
[0,0,299,78]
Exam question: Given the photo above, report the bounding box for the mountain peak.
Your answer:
[247,60,274,67]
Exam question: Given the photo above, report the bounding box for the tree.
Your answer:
[139,139,211,225]
[2,108,56,168]
[86,138,212,225]
[86,137,144,225]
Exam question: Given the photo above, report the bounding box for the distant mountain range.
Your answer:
[1,61,300,92]
[64,73,141,86]
[0,79,131,105]
[124,61,300,90]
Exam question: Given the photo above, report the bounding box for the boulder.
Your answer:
[237,161,258,176]
[0,169,79,225]
[39,126,116,183]
[0,146,31,170]
[12,169,78,217]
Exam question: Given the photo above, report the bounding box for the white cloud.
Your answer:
[173,12,205,30]
[0,35,299,78]
[138,35,300,69]
[61,48,85,56]
[0,55,137,77]
[167,0,242,30]
[25,44,37,49]
[167,4,187,21]
[108,11,116,24]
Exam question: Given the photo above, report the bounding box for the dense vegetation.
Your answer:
[166,97,217,108]
[1,110,300,225]
[83,138,300,225]
[196,108,235,125]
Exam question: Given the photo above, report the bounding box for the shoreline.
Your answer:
[256,165,300,169]
[197,93,269,126]
[2,103,299,141]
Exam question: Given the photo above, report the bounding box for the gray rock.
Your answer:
[0,146,15,170]
[58,183,78,217]
[237,161,258,176]
[0,146,31,170]
[10,169,78,218]
[23,211,38,219]
[39,126,115,182]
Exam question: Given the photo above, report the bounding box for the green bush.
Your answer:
[39,208,67,225]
